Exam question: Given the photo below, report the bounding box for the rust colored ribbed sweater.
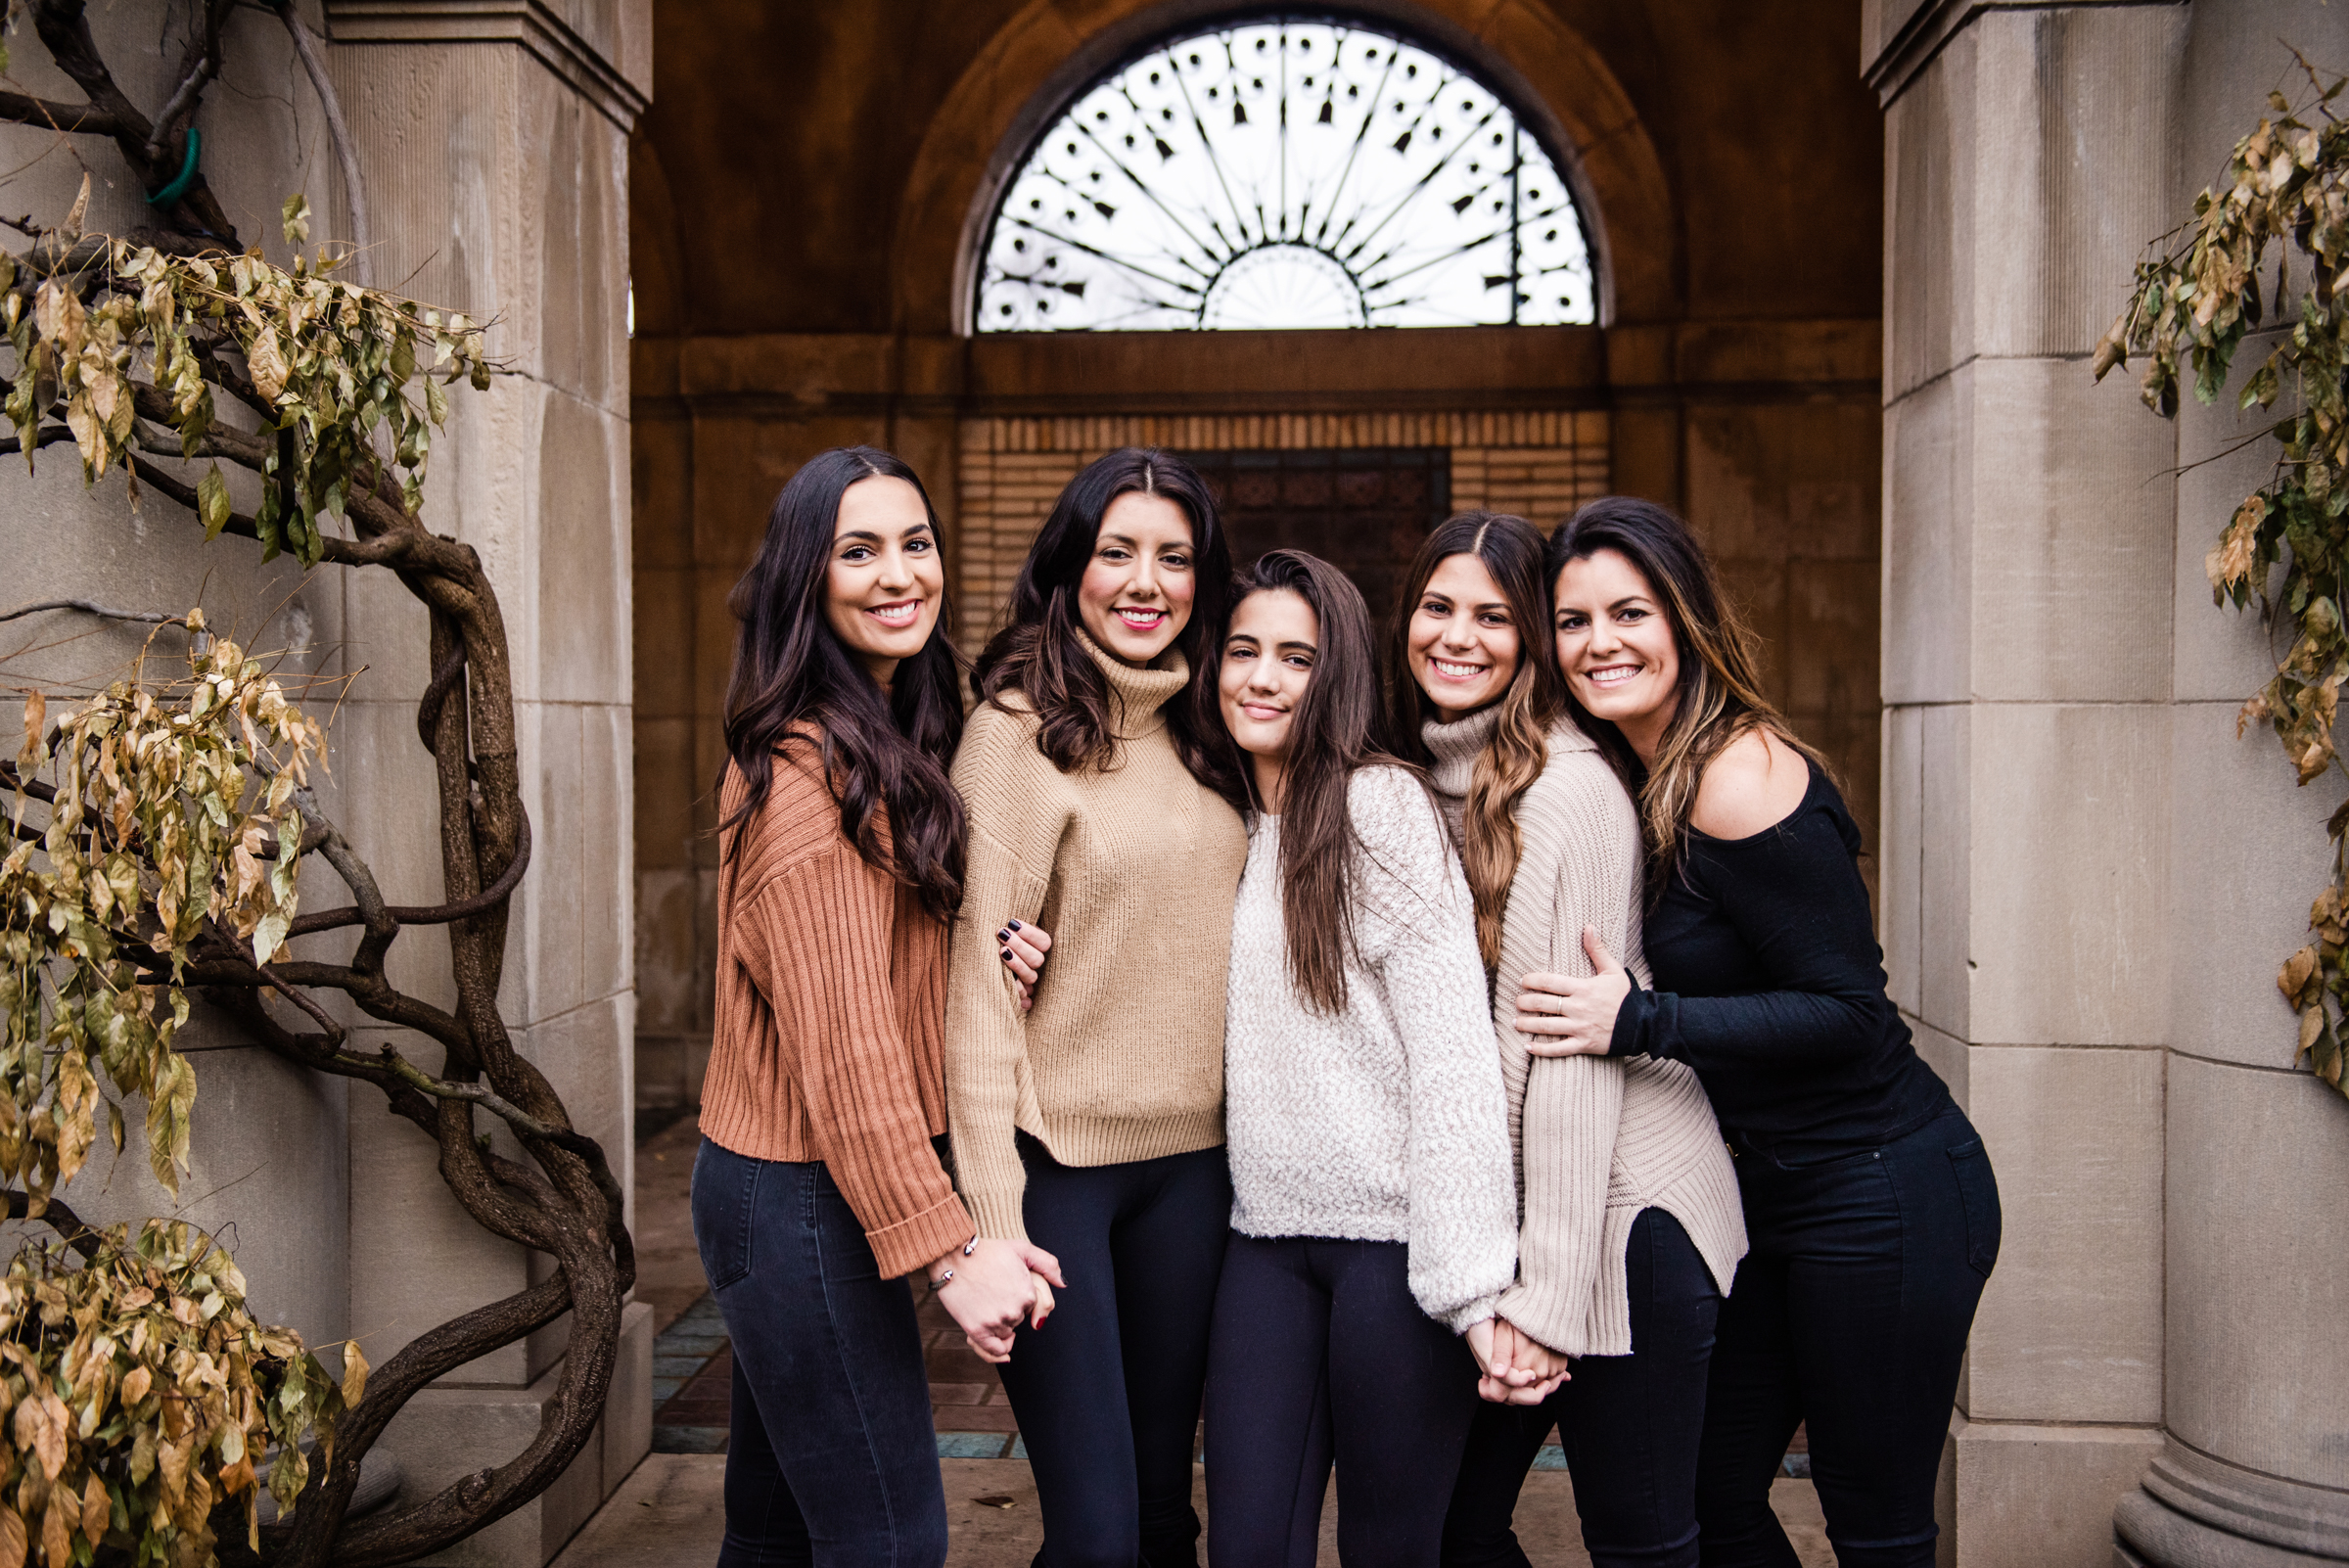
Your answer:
[702,737,974,1280]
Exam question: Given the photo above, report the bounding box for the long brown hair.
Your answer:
[1384,512,1562,966]
[1545,495,1824,903]
[1204,551,1419,1013]
[718,447,966,919]
[974,447,1236,794]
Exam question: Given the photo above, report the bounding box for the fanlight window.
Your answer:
[976,18,1596,332]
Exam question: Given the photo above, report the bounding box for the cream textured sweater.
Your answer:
[1223,766,1518,1331]
[1424,710,1747,1357]
[945,636,1250,1242]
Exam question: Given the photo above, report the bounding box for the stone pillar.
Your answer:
[314,3,656,1562]
[1869,2,2349,1564]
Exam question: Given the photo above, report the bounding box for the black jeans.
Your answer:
[689,1138,945,1568]
[1696,1109,2001,1568]
[1206,1234,1483,1568]
[1442,1208,1722,1568]
[997,1131,1232,1568]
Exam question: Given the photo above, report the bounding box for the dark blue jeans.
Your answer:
[690,1138,946,1568]
[1207,1233,1483,1568]
[1696,1109,2001,1568]
[996,1131,1231,1568]
[1441,1208,1721,1568]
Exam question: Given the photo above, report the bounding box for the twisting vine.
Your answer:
[2094,55,2349,1096]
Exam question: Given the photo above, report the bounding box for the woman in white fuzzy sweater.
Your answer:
[1199,549,1518,1568]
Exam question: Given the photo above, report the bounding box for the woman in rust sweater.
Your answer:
[696,446,1063,1568]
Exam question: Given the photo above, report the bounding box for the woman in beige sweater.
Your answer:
[1381,512,1747,1568]
[946,447,1250,1568]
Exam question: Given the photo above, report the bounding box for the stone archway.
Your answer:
[891,0,1678,338]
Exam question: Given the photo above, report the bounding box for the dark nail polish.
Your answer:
[1008,920,1023,932]
[996,929,1009,942]
[999,949,1012,962]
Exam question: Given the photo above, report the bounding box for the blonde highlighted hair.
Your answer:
[1544,495,1826,904]
[1384,512,1563,966]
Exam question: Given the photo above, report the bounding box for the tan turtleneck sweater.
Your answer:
[945,636,1250,1242]
[1423,709,1748,1357]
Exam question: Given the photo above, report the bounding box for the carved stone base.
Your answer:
[2114,1442,2349,1566]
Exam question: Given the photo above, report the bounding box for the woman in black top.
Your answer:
[1511,497,1999,1568]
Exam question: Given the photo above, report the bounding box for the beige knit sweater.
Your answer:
[1424,710,1747,1357]
[945,635,1250,1242]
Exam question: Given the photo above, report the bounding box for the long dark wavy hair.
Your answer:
[718,446,967,919]
[1203,550,1412,1013]
[1382,512,1563,966]
[1545,495,1824,904]
[974,447,1236,793]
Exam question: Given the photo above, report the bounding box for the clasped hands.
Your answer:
[1466,1316,1570,1404]
[931,1237,1065,1364]
[1512,926,1632,1058]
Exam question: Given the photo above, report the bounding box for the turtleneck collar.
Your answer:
[1422,706,1499,807]
[1077,627,1190,736]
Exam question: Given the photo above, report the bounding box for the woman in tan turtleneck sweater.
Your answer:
[1383,512,1746,1568]
[946,447,1250,1568]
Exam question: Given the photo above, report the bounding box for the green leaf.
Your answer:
[196,463,230,539]
[281,194,311,249]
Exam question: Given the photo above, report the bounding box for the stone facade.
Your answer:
[0,4,651,1564]
[1868,1,2349,1562]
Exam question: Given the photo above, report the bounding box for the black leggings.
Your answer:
[996,1132,1231,1568]
[1206,1233,1484,1568]
[1696,1109,2000,1568]
[1442,1208,1722,1568]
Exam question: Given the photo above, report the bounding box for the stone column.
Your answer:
[317,4,655,1562]
[1869,2,2349,1564]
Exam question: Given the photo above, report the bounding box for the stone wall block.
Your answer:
[633,863,702,1038]
[321,701,458,1012]
[2168,702,2345,1072]
[1967,9,2185,362]
[533,393,631,706]
[632,569,695,720]
[1884,27,1971,398]
[347,1047,530,1384]
[631,412,696,571]
[1966,703,2169,1044]
[1964,1046,2163,1424]
[1883,366,1968,704]
[578,705,635,1011]
[1966,359,2175,704]
[391,1364,604,1567]
[2165,1053,2349,1490]
[1882,705,1924,1012]
[1918,701,1972,1041]
[529,69,629,414]
[1947,1417,2164,1568]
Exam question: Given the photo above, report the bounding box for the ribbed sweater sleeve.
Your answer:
[1490,752,1643,1355]
[1352,769,1519,1331]
[732,848,973,1279]
[943,708,1063,1243]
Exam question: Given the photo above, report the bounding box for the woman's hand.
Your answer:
[1514,927,1631,1059]
[933,1237,1066,1363]
[996,920,1054,1013]
[1473,1318,1569,1405]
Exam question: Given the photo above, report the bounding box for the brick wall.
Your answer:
[953,411,1609,655]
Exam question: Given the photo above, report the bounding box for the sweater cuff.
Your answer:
[1496,1280,1585,1358]
[1442,1293,1503,1336]
[1608,981,1657,1059]
[865,1191,978,1280]
[961,1183,1032,1247]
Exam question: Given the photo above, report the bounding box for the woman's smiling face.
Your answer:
[1553,546,1681,729]
[1406,551,1522,721]
[1078,490,1197,665]
[821,475,943,684]
[1218,587,1318,765]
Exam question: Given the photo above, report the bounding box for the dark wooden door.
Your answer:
[1175,448,1451,634]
